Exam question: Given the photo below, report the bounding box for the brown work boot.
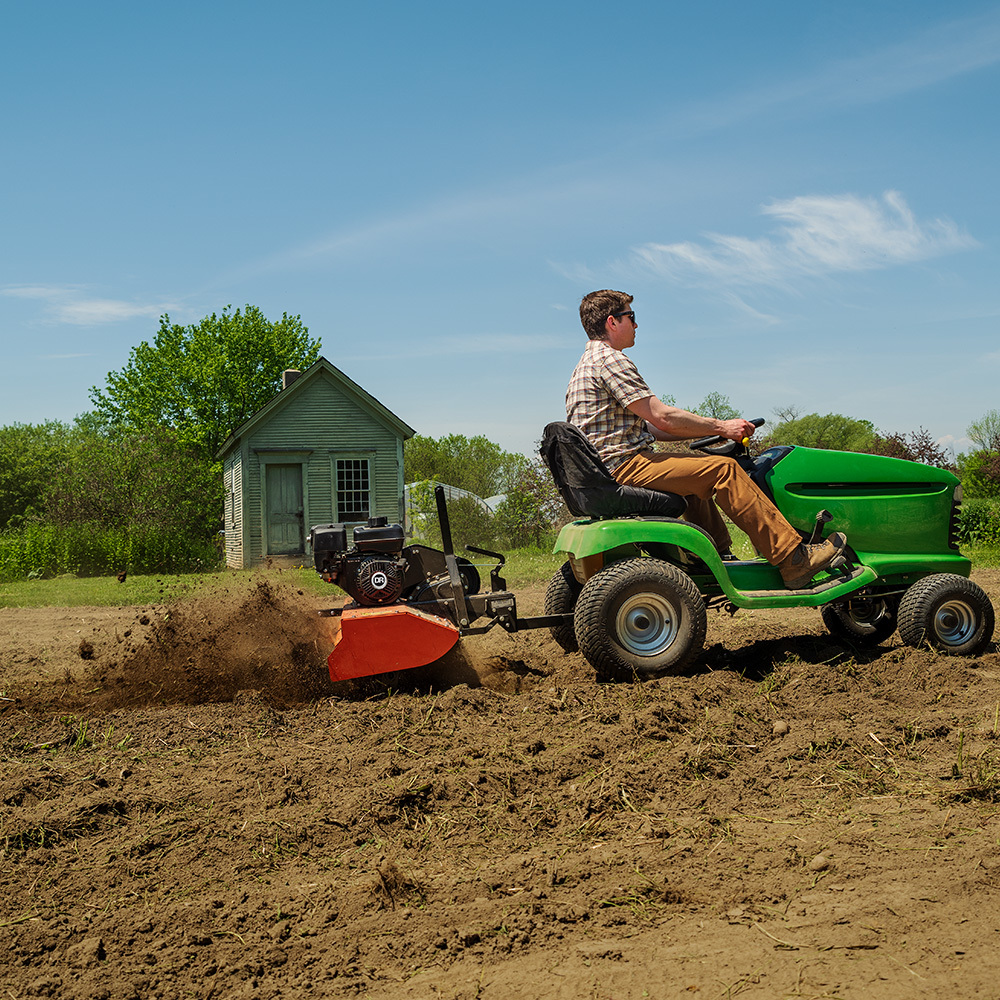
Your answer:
[779,532,848,590]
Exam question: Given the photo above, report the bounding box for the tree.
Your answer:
[89,305,321,460]
[692,391,740,421]
[968,410,1000,453]
[959,451,1000,500]
[0,421,80,529]
[765,413,876,452]
[44,425,222,536]
[867,428,954,470]
[494,457,568,547]
[773,404,802,424]
[404,434,528,500]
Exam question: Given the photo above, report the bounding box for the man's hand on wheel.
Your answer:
[720,418,756,443]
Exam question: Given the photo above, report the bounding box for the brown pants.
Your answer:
[613,450,802,565]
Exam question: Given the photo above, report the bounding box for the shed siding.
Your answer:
[223,450,243,569]
[231,369,405,566]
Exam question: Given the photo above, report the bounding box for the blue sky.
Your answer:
[2,0,998,457]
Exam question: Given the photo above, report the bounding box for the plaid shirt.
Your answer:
[565,340,655,471]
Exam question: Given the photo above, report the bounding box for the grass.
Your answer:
[0,568,245,608]
[468,545,564,590]
[2,532,991,611]
[0,546,565,609]
[965,543,1000,568]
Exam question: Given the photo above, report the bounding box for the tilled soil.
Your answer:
[3,570,1000,999]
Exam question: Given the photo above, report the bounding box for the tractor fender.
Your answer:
[556,517,715,559]
[554,517,719,578]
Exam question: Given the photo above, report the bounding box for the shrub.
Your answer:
[45,425,222,536]
[763,413,876,452]
[0,523,221,582]
[960,451,1000,501]
[0,421,79,529]
[957,499,1000,546]
[406,482,499,552]
[494,458,570,549]
[867,428,955,470]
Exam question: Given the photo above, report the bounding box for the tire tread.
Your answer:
[898,573,994,655]
[575,558,706,682]
[544,562,581,653]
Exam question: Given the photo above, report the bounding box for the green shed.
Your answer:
[217,357,415,568]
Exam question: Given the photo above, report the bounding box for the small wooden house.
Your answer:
[217,357,414,568]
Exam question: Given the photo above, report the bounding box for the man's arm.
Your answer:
[627,395,755,443]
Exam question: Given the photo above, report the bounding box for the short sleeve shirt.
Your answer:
[565,340,655,471]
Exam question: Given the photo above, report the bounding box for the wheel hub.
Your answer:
[934,599,978,646]
[847,597,887,625]
[616,594,678,656]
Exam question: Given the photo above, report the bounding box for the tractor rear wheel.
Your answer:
[821,595,899,647]
[897,574,994,656]
[574,558,706,682]
[544,561,582,652]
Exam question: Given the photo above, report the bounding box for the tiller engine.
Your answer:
[312,486,567,681]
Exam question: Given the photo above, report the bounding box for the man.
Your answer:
[565,289,847,590]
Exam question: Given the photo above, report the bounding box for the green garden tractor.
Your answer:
[540,421,995,682]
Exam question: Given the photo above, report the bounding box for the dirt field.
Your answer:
[3,569,1000,999]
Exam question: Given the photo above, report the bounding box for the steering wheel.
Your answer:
[689,417,765,456]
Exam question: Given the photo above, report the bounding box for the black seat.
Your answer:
[540,422,687,520]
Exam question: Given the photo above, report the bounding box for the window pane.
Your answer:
[336,459,370,521]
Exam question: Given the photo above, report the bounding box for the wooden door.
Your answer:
[266,464,303,554]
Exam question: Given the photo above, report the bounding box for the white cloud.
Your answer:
[1,284,177,325]
[2,284,79,300]
[937,433,973,455]
[53,299,168,325]
[633,191,977,290]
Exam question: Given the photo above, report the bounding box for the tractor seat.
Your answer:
[540,422,687,520]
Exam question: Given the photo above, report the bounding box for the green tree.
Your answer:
[0,421,80,529]
[494,457,568,547]
[692,391,740,421]
[959,451,1000,500]
[765,413,876,452]
[89,305,321,460]
[955,411,1000,501]
[44,424,222,537]
[968,409,1000,453]
[404,433,529,500]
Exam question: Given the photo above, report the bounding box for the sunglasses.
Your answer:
[611,310,636,323]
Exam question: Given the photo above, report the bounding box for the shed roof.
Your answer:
[216,356,415,459]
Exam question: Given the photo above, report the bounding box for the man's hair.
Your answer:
[579,289,633,340]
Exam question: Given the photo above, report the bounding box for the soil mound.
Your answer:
[90,578,338,709]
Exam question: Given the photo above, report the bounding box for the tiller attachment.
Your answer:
[311,486,571,682]
[327,606,459,682]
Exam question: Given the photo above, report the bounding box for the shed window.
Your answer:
[336,459,370,521]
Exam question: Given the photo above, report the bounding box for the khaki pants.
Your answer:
[613,450,802,565]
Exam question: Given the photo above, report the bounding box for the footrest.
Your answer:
[725,564,877,609]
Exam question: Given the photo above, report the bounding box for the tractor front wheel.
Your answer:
[821,595,899,647]
[574,558,706,682]
[897,574,995,656]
